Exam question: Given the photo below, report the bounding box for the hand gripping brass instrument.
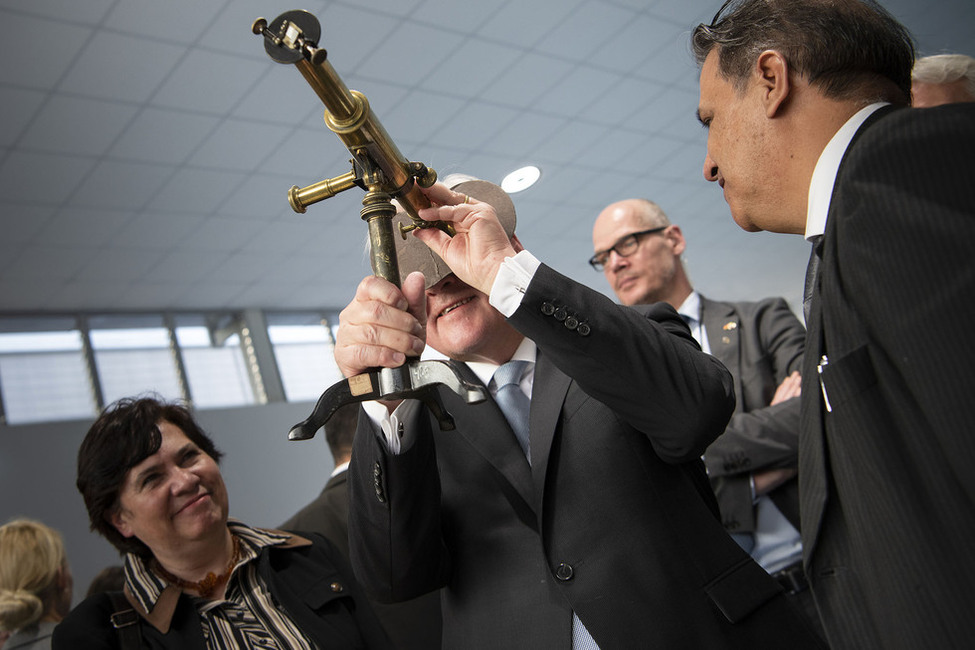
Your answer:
[253,10,485,440]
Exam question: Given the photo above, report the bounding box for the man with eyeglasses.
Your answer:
[591,198,824,639]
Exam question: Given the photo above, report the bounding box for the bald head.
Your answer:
[591,199,692,307]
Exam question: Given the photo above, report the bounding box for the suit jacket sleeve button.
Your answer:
[554,308,567,322]
[577,323,591,336]
[541,302,556,316]
[564,316,578,330]
[555,562,574,581]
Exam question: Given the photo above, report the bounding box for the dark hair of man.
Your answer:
[691,0,916,105]
[324,402,358,460]
[76,396,224,558]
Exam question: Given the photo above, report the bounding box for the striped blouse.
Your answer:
[123,520,318,650]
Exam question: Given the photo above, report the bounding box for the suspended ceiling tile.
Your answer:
[58,31,186,103]
[19,95,138,156]
[108,107,222,165]
[70,160,175,211]
[0,13,92,88]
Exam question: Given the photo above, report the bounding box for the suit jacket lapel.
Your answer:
[701,298,741,413]
[449,362,536,515]
[528,348,571,516]
[800,230,828,567]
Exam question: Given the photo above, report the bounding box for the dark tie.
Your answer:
[803,235,823,325]
[492,360,532,462]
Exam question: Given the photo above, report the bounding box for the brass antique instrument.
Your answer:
[253,10,485,440]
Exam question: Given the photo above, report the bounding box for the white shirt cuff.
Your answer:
[489,250,541,317]
[361,398,423,454]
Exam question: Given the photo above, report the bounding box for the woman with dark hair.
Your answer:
[53,397,390,649]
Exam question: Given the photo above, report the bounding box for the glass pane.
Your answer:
[267,315,341,402]
[0,329,95,425]
[177,325,256,409]
[89,321,181,406]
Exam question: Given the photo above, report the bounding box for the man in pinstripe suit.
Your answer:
[693,1,975,648]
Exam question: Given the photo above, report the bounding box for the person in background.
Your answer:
[911,53,975,107]
[337,175,825,648]
[591,198,823,639]
[0,519,73,650]
[692,0,975,647]
[53,396,390,649]
[282,402,442,649]
[84,566,125,598]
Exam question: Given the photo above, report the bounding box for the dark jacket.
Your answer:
[52,531,391,649]
[283,472,443,650]
[701,295,805,533]
[801,102,975,649]
[349,264,826,649]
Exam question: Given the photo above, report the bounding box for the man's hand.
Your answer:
[753,467,798,496]
[770,370,801,405]
[412,183,517,295]
[334,271,427,379]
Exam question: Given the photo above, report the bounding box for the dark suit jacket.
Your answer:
[283,471,443,650]
[349,264,825,649]
[701,296,805,532]
[801,102,975,649]
[53,531,391,649]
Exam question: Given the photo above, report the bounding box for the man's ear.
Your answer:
[665,225,686,256]
[756,50,791,118]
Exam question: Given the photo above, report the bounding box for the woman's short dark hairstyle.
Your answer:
[76,396,223,558]
[692,0,916,105]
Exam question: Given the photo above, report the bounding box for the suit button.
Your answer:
[564,316,578,330]
[541,302,556,316]
[577,323,591,336]
[330,582,344,593]
[555,563,574,581]
[554,308,567,322]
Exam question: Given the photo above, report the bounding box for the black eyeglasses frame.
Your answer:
[589,226,668,271]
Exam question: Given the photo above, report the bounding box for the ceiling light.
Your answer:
[501,165,541,193]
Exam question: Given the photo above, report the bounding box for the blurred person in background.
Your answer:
[0,519,73,650]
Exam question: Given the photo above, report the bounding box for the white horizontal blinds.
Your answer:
[89,315,182,407]
[266,313,342,402]
[175,320,256,409]
[0,329,95,424]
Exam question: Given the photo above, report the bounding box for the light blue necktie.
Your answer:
[492,360,532,463]
[493,360,601,649]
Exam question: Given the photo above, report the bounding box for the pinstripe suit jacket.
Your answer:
[801,102,975,649]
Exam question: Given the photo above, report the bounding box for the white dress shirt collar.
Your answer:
[466,337,537,390]
[805,102,888,241]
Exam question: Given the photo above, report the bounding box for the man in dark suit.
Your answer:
[591,198,823,637]
[282,403,442,650]
[692,1,975,648]
[335,176,825,648]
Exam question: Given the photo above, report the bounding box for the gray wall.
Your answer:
[0,401,333,608]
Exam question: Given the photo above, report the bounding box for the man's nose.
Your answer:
[607,249,628,272]
[703,154,718,182]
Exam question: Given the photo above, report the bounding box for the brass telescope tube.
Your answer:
[291,56,431,221]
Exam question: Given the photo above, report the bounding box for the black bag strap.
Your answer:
[107,591,142,649]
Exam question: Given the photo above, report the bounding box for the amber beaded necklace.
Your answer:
[154,535,241,598]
